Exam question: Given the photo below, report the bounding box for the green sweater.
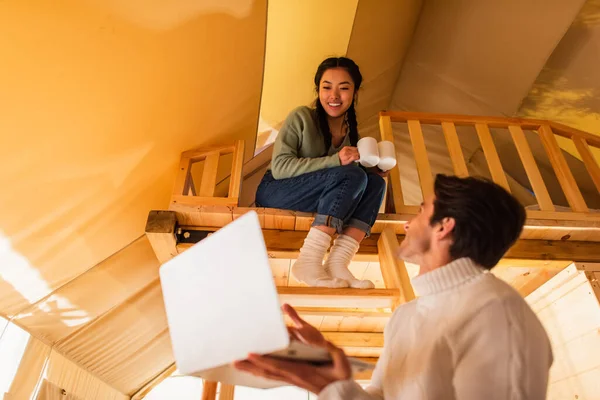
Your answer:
[270,106,352,179]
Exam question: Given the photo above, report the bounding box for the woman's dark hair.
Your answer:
[430,174,526,269]
[313,57,362,151]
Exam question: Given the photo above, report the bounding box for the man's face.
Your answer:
[398,195,436,264]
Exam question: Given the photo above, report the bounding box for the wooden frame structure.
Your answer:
[144,111,600,398]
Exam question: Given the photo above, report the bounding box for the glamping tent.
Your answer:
[1,1,599,399]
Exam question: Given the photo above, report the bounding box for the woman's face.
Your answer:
[318,67,355,119]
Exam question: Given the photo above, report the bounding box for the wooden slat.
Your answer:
[322,332,383,348]
[131,363,176,400]
[508,125,555,211]
[202,381,218,400]
[379,115,406,212]
[380,111,545,130]
[475,123,510,191]
[181,144,235,160]
[538,125,589,212]
[277,287,398,309]
[198,152,221,197]
[407,120,434,198]
[172,156,192,196]
[442,122,469,177]
[145,210,178,264]
[295,307,392,318]
[228,140,245,202]
[218,383,235,400]
[377,227,415,305]
[550,121,600,149]
[242,143,274,178]
[573,137,600,195]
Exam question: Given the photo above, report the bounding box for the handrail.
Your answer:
[379,111,600,218]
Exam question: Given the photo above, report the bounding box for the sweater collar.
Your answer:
[410,258,485,297]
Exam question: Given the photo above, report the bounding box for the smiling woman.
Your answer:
[254,57,388,291]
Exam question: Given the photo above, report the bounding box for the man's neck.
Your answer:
[417,253,454,276]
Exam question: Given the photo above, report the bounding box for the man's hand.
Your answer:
[233,304,352,394]
[338,146,360,165]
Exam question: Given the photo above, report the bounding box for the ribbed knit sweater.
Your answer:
[319,258,553,400]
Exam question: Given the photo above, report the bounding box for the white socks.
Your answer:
[291,228,348,288]
[325,234,375,289]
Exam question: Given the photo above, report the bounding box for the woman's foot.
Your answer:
[291,228,349,288]
[325,234,375,289]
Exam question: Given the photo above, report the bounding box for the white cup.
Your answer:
[357,137,380,168]
[377,141,397,171]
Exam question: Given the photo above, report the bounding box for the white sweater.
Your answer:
[319,258,553,400]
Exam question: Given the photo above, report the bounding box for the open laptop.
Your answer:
[159,210,375,388]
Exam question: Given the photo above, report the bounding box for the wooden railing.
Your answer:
[379,111,600,220]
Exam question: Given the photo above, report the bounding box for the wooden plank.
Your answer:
[263,208,296,230]
[181,144,235,160]
[475,123,510,192]
[242,143,274,178]
[294,212,314,231]
[380,110,546,130]
[379,115,406,212]
[509,125,555,211]
[377,227,416,305]
[574,262,600,273]
[228,140,245,202]
[277,287,398,309]
[550,121,600,149]
[145,210,178,264]
[202,381,218,400]
[407,120,434,198]
[321,332,383,348]
[232,207,265,227]
[218,384,235,400]
[198,152,221,197]
[172,156,192,196]
[442,122,469,177]
[295,307,392,318]
[538,125,589,212]
[573,137,600,195]
[171,195,238,208]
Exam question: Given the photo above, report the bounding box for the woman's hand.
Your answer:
[338,146,360,165]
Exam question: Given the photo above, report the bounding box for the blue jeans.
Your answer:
[255,165,386,236]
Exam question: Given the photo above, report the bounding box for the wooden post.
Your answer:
[475,123,510,192]
[508,125,555,211]
[407,120,434,199]
[199,151,221,197]
[202,381,218,400]
[538,125,588,212]
[377,226,415,307]
[442,122,469,177]
[145,210,178,264]
[573,137,600,195]
[379,115,407,212]
[218,383,235,400]
[228,140,245,203]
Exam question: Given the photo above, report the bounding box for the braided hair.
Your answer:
[313,57,362,152]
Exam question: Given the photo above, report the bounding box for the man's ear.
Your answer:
[436,217,455,240]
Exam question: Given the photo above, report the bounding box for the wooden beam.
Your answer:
[509,125,555,211]
[228,140,245,202]
[442,122,469,177]
[218,383,235,400]
[538,125,589,212]
[475,123,510,192]
[198,152,220,197]
[177,228,600,263]
[377,227,415,306]
[574,262,600,273]
[277,287,398,309]
[407,120,434,198]
[379,115,407,212]
[202,381,218,400]
[145,210,178,264]
[573,137,600,195]
[295,307,392,318]
[322,332,383,348]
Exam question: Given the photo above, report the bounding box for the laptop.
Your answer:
[159,210,375,388]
